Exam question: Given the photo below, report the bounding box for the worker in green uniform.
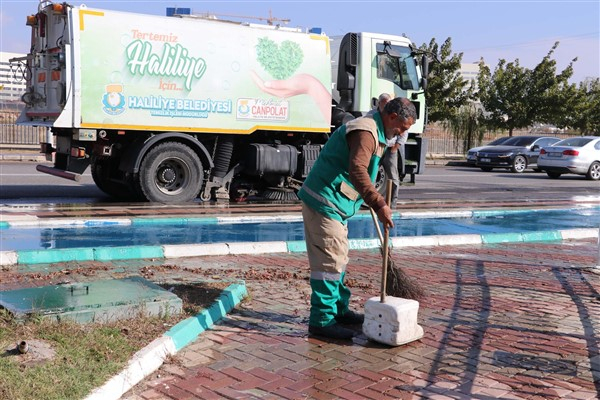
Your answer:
[298,97,417,339]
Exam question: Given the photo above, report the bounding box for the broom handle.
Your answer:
[369,180,393,303]
[369,207,385,245]
[382,180,393,303]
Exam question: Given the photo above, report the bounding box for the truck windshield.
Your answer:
[376,44,419,91]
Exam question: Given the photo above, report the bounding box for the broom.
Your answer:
[369,181,424,300]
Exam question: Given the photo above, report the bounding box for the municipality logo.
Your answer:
[102,84,125,115]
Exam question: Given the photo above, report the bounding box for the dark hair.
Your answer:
[383,97,417,121]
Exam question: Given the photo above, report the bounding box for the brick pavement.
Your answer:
[1,236,599,399]
[99,238,600,400]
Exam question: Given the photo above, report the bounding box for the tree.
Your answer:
[477,42,577,135]
[446,103,487,152]
[567,78,600,135]
[420,37,472,123]
[477,58,531,135]
[528,42,576,125]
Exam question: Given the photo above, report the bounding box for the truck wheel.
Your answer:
[375,165,387,197]
[91,158,135,200]
[375,162,403,197]
[137,142,204,202]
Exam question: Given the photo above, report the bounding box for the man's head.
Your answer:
[377,93,393,113]
[381,97,417,139]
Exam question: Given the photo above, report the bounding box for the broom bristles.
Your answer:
[380,248,425,300]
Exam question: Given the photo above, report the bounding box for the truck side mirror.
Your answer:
[420,55,429,91]
[421,55,429,77]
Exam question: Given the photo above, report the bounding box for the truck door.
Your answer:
[370,39,420,111]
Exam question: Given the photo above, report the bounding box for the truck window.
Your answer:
[376,45,419,91]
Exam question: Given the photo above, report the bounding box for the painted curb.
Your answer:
[166,282,248,350]
[84,281,247,400]
[5,227,599,267]
[93,246,164,262]
[2,205,599,230]
[0,251,18,266]
[17,247,96,264]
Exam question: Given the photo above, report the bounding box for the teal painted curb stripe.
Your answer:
[132,218,189,226]
[521,230,562,242]
[287,240,307,253]
[185,217,219,224]
[93,246,164,261]
[166,282,247,351]
[17,248,95,265]
[132,217,219,226]
[481,232,523,244]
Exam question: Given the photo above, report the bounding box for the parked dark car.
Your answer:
[465,136,512,166]
[476,136,561,173]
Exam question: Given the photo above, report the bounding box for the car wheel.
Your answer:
[586,161,600,180]
[480,167,493,172]
[546,172,561,179]
[511,155,527,173]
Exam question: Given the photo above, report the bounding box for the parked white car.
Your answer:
[538,136,600,180]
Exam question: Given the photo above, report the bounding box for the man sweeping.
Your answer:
[298,97,417,339]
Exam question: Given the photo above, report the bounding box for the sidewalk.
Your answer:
[119,240,599,400]
[4,238,597,399]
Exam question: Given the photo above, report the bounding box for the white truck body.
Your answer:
[12,2,428,203]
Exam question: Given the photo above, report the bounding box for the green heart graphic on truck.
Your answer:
[256,37,304,80]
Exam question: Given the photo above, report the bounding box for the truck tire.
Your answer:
[136,142,204,202]
[375,165,387,197]
[91,158,135,200]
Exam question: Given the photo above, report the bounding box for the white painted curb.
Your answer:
[85,336,176,400]
[0,251,18,266]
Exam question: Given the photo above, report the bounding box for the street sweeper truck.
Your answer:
[10,1,429,202]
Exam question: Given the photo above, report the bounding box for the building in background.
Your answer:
[459,62,480,89]
[0,52,27,111]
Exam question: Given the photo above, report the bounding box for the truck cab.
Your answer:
[331,32,428,186]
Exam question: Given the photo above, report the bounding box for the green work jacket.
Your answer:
[298,112,387,223]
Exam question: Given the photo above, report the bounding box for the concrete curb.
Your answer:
[3,206,598,228]
[2,206,600,266]
[84,281,247,400]
[2,228,598,267]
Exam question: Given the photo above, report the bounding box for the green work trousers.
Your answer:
[302,203,351,327]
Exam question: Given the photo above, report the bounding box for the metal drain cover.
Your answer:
[0,276,182,323]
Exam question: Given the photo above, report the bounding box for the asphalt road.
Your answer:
[0,161,598,205]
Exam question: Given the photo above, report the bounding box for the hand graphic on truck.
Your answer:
[251,71,331,123]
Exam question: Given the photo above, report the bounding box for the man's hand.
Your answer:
[375,204,394,229]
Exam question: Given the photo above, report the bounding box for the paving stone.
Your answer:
[6,234,600,399]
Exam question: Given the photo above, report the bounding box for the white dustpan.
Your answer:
[363,180,424,346]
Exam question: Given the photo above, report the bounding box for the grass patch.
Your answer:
[0,281,230,400]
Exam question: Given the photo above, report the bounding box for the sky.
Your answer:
[1,0,598,83]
